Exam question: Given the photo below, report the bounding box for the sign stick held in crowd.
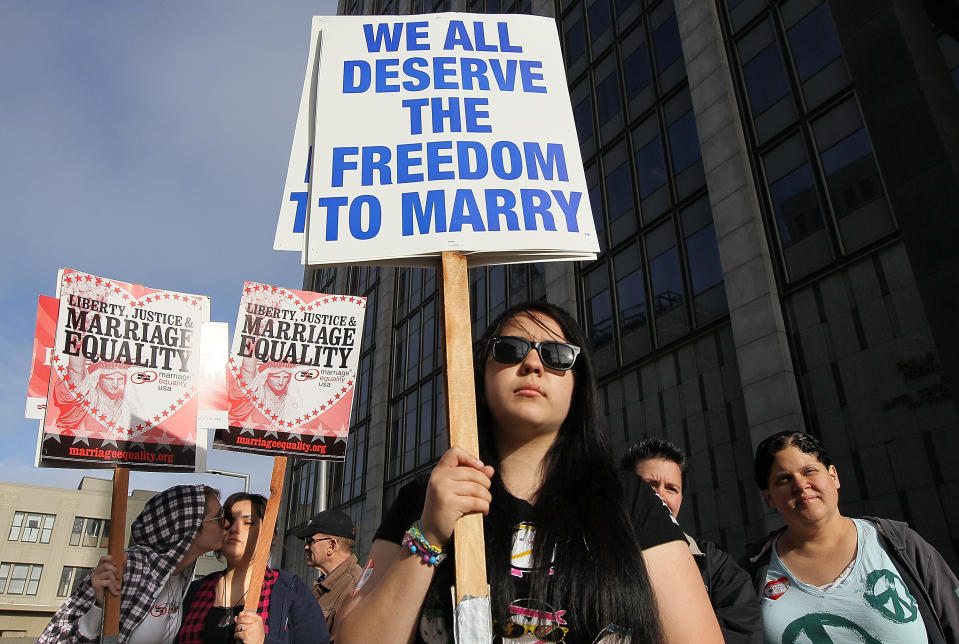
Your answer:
[101,466,129,643]
[242,456,288,614]
[439,251,489,623]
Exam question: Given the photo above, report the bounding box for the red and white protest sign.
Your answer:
[39,269,209,470]
[25,295,58,420]
[215,282,366,460]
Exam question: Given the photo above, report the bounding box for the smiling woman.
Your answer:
[746,431,959,643]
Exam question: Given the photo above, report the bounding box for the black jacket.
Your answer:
[745,517,959,644]
[687,534,763,644]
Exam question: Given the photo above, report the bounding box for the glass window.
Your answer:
[27,565,42,595]
[587,163,606,250]
[605,162,632,221]
[737,19,796,140]
[404,390,417,471]
[742,43,791,116]
[647,220,687,344]
[595,67,622,127]
[72,517,109,548]
[8,513,55,544]
[588,0,613,50]
[784,1,842,82]
[564,10,587,73]
[763,135,833,279]
[632,111,670,222]
[7,564,29,595]
[604,142,636,245]
[652,12,682,73]
[8,512,23,541]
[0,564,8,593]
[665,90,705,200]
[41,515,54,543]
[614,244,650,361]
[70,517,83,547]
[571,78,595,155]
[418,380,434,466]
[667,109,701,174]
[585,264,614,348]
[21,513,41,543]
[681,198,728,324]
[812,99,894,250]
[489,265,506,321]
[621,23,653,117]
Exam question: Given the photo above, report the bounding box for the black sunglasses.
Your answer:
[488,336,581,372]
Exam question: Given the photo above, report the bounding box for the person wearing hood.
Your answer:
[38,484,227,643]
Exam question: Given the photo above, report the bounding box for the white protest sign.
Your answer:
[277,13,599,267]
[274,17,322,256]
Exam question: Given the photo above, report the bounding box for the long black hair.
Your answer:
[474,301,663,643]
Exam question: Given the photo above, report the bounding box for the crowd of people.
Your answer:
[42,301,958,643]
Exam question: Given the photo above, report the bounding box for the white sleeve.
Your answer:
[78,602,104,639]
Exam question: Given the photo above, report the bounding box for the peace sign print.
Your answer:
[782,613,881,643]
[863,568,919,623]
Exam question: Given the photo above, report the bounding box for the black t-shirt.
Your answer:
[374,471,683,644]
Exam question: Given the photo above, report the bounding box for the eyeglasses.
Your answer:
[202,511,226,525]
[306,536,334,546]
[488,336,580,372]
[493,620,569,642]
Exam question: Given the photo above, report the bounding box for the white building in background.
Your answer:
[0,476,223,639]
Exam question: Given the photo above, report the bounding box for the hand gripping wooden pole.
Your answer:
[439,251,488,604]
[102,466,129,642]
[244,456,287,613]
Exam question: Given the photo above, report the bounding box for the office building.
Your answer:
[278,0,959,582]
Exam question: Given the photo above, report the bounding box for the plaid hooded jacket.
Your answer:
[38,484,209,643]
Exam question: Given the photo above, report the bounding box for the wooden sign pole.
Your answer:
[439,251,488,603]
[243,456,287,612]
[102,465,129,641]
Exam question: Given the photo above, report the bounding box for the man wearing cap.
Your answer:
[295,509,363,635]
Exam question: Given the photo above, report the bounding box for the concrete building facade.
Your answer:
[0,477,223,640]
[277,0,959,583]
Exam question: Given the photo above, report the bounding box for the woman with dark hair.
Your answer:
[336,302,722,643]
[747,430,959,643]
[39,484,226,643]
[176,492,328,644]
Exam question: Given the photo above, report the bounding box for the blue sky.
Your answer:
[0,1,338,498]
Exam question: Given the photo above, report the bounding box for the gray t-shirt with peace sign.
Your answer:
[761,518,928,643]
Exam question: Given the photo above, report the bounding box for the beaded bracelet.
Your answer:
[402,520,447,566]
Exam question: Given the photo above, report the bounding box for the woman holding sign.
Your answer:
[176,492,328,644]
[337,302,722,643]
[39,484,226,643]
